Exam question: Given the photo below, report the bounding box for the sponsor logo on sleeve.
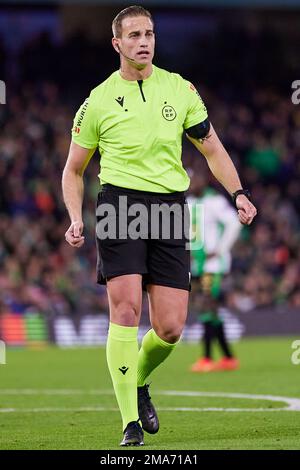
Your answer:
[189,83,207,112]
[73,98,89,134]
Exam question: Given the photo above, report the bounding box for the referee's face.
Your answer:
[118,16,155,66]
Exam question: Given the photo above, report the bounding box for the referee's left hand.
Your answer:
[236,195,257,225]
[65,220,85,248]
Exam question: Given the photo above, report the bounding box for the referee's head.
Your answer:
[112,5,155,68]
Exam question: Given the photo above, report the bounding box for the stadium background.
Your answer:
[0,0,300,451]
[1,0,300,347]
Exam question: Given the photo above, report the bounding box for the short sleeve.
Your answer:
[183,80,208,130]
[71,96,99,149]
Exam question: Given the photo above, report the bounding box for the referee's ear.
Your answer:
[112,37,121,54]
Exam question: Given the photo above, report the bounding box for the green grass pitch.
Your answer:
[1,337,300,450]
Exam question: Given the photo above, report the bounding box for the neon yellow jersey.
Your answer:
[71,65,208,193]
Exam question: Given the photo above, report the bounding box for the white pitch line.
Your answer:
[160,391,300,411]
[0,406,296,413]
[159,407,292,412]
[0,389,300,412]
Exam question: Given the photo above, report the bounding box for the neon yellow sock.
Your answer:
[106,322,139,430]
[137,328,179,387]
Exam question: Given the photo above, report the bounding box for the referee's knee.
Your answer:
[110,301,141,327]
[155,325,183,344]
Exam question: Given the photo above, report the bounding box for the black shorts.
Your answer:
[95,184,190,291]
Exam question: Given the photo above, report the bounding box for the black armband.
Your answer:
[185,118,211,140]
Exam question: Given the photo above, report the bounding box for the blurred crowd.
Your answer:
[1,30,300,319]
[186,87,300,312]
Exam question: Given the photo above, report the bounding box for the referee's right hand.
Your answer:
[65,220,85,248]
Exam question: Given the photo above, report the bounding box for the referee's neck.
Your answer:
[119,63,153,81]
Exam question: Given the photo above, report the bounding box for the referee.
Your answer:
[62,5,257,446]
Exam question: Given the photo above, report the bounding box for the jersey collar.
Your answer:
[117,65,156,85]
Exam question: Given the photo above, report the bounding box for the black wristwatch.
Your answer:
[232,189,251,208]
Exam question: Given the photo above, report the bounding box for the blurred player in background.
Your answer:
[189,172,242,372]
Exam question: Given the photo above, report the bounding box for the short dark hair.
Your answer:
[112,5,154,38]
